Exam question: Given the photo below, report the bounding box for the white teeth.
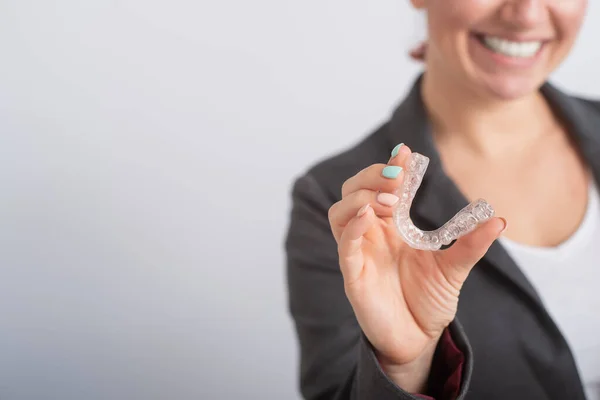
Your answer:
[482,36,542,58]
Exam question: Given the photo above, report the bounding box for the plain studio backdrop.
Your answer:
[1,1,599,399]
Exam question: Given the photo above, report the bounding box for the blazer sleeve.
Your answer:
[284,173,475,400]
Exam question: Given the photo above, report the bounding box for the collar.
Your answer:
[386,74,600,305]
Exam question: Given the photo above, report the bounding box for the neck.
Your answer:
[420,67,557,157]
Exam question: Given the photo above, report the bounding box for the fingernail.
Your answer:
[357,204,371,217]
[382,166,403,179]
[377,192,399,206]
[391,143,404,158]
[499,217,508,233]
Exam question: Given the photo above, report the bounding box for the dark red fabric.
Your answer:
[412,328,465,400]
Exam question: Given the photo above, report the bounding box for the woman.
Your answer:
[285,1,599,399]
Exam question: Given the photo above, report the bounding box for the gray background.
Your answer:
[0,1,599,399]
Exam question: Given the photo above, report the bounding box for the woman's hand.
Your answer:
[328,144,506,392]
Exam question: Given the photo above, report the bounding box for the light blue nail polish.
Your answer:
[391,143,404,158]
[382,166,403,179]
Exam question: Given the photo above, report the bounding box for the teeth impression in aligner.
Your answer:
[393,152,495,251]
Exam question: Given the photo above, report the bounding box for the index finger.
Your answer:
[341,143,412,197]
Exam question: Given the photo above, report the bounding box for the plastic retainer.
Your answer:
[392,153,495,250]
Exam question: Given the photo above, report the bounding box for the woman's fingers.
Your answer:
[337,204,377,286]
[329,188,402,242]
[341,144,411,197]
[437,217,507,288]
[331,143,412,284]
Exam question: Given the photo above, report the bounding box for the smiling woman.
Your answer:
[286,1,600,399]
[421,0,586,98]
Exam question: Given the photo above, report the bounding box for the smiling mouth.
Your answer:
[474,33,544,58]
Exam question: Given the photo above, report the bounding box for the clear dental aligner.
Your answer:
[392,153,495,251]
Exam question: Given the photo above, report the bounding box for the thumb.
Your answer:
[438,217,507,284]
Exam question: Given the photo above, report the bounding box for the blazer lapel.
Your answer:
[541,82,600,185]
[386,76,600,308]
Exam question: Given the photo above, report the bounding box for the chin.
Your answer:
[479,75,546,101]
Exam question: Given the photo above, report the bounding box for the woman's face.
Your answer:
[417,0,587,100]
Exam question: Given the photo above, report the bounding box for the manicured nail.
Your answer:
[499,217,508,233]
[391,143,404,158]
[382,166,403,179]
[357,204,371,217]
[377,193,399,206]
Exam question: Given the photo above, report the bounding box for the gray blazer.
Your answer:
[285,75,600,400]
